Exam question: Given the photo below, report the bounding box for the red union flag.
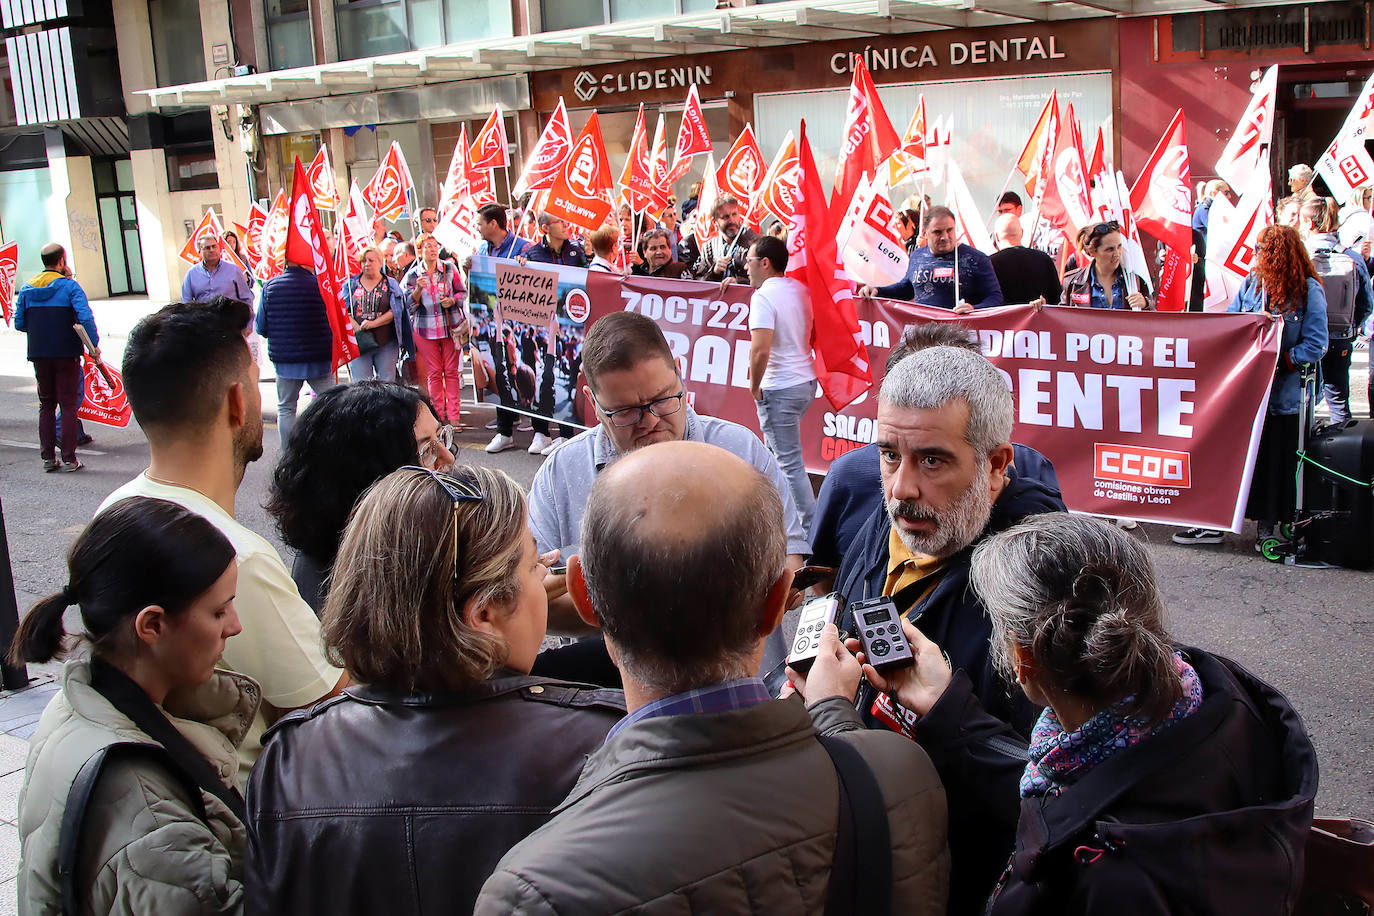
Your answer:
[830,54,901,223]
[758,131,801,226]
[545,112,614,233]
[469,107,509,171]
[255,190,290,282]
[245,202,268,260]
[305,146,339,211]
[177,208,226,265]
[515,99,572,196]
[364,141,414,221]
[667,84,712,183]
[0,241,17,326]
[1317,72,1374,199]
[692,154,720,247]
[1130,108,1193,256]
[76,355,132,428]
[617,104,654,212]
[715,124,765,209]
[790,120,872,411]
[648,113,672,211]
[1040,103,1094,243]
[287,156,358,371]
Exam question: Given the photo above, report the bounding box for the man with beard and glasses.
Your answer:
[692,194,758,282]
[98,297,347,783]
[824,344,1061,916]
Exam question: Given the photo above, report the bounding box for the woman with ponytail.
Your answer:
[800,512,1316,915]
[11,497,257,915]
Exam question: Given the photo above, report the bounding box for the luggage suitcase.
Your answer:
[1302,418,1374,570]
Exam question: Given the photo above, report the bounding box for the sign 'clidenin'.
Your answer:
[575,65,712,103]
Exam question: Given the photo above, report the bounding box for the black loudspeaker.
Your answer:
[1303,419,1374,570]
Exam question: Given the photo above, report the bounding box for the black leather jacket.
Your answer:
[244,670,625,915]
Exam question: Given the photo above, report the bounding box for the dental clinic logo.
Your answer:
[574,72,599,103]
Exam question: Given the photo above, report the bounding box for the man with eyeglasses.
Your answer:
[858,205,1003,313]
[528,311,810,639]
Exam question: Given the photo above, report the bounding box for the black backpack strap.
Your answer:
[818,735,892,916]
[59,742,209,916]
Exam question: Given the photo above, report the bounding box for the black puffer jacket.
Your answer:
[917,647,1318,916]
[244,670,625,915]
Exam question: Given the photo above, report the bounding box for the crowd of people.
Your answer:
[7,163,1372,915]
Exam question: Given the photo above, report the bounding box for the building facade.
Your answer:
[3,0,1369,302]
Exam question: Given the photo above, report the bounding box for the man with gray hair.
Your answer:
[1288,163,1316,202]
[827,345,1059,916]
[477,440,949,915]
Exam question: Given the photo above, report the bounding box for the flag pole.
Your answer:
[953,243,961,309]
[987,165,1019,233]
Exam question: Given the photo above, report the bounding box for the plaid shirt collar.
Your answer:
[606,677,772,743]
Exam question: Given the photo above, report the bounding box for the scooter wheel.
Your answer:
[1260,538,1286,562]
[1279,522,1296,540]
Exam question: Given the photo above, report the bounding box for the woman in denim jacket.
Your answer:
[1174,225,1328,547]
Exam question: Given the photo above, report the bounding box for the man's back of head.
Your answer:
[578,440,786,695]
[992,213,1023,249]
[124,297,254,440]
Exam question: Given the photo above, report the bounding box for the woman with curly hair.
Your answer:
[265,381,455,614]
[1174,224,1328,547]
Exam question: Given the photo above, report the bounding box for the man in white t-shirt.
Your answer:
[744,235,818,531]
[98,297,346,784]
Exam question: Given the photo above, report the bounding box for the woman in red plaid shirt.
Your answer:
[404,234,469,427]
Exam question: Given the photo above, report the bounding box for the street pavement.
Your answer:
[0,301,1370,904]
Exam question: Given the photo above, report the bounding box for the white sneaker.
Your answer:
[485,433,515,454]
[528,433,553,454]
[540,436,567,456]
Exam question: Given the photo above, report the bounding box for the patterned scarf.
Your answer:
[1019,653,1204,798]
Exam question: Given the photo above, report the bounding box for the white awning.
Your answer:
[134,0,1335,108]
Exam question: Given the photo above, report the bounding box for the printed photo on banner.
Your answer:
[468,253,591,427]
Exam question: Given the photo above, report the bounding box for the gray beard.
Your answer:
[885,470,995,560]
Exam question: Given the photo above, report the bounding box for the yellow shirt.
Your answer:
[883,525,946,600]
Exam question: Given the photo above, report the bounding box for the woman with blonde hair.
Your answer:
[246,465,624,914]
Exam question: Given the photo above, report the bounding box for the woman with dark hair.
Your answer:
[246,466,624,914]
[792,513,1317,916]
[12,497,256,914]
[1174,224,1328,547]
[266,380,454,614]
[896,208,922,255]
[1059,221,1154,310]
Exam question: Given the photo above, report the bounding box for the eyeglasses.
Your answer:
[400,466,483,577]
[589,385,687,428]
[418,425,454,469]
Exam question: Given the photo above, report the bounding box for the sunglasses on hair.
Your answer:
[400,466,483,578]
[1089,221,1121,238]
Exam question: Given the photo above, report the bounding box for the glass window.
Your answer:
[148,0,206,87]
[166,147,220,191]
[610,0,673,22]
[542,0,604,31]
[267,0,314,70]
[335,0,513,61]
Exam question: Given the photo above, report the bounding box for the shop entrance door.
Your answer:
[1274,63,1374,200]
[93,157,146,295]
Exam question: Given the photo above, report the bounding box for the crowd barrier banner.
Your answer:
[478,257,1280,531]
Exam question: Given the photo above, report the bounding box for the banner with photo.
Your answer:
[468,254,594,429]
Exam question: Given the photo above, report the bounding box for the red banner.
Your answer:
[76,355,131,428]
[287,157,358,371]
[577,276,1280,530]
[516,100,573,196]
[0,241,16,326]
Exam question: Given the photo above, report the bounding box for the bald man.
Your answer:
[989,214,1062,306]
[477,441,949,916]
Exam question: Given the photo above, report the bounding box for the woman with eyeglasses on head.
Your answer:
[1174,224,1328,548]
[245,465,625,915]
[266,381,455,615]
[12,497,256,915]
[1060,221,1155,311]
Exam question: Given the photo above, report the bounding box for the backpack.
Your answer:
[1309,247,1358,337]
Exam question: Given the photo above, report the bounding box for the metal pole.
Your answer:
[0,496,30,690]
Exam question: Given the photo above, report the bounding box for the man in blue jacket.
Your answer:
[255,259,336,447]
[859,206,1003,312]
[15,243,98,472]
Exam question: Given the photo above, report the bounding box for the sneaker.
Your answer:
[76,434,94,447]
[1115,518,1138,530]
[540,436,567,456]
[1171,527,1223,545]
[528,433,553,455]
[59,459,84,473]
[42,458,59,472]
[485,433,515,454]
